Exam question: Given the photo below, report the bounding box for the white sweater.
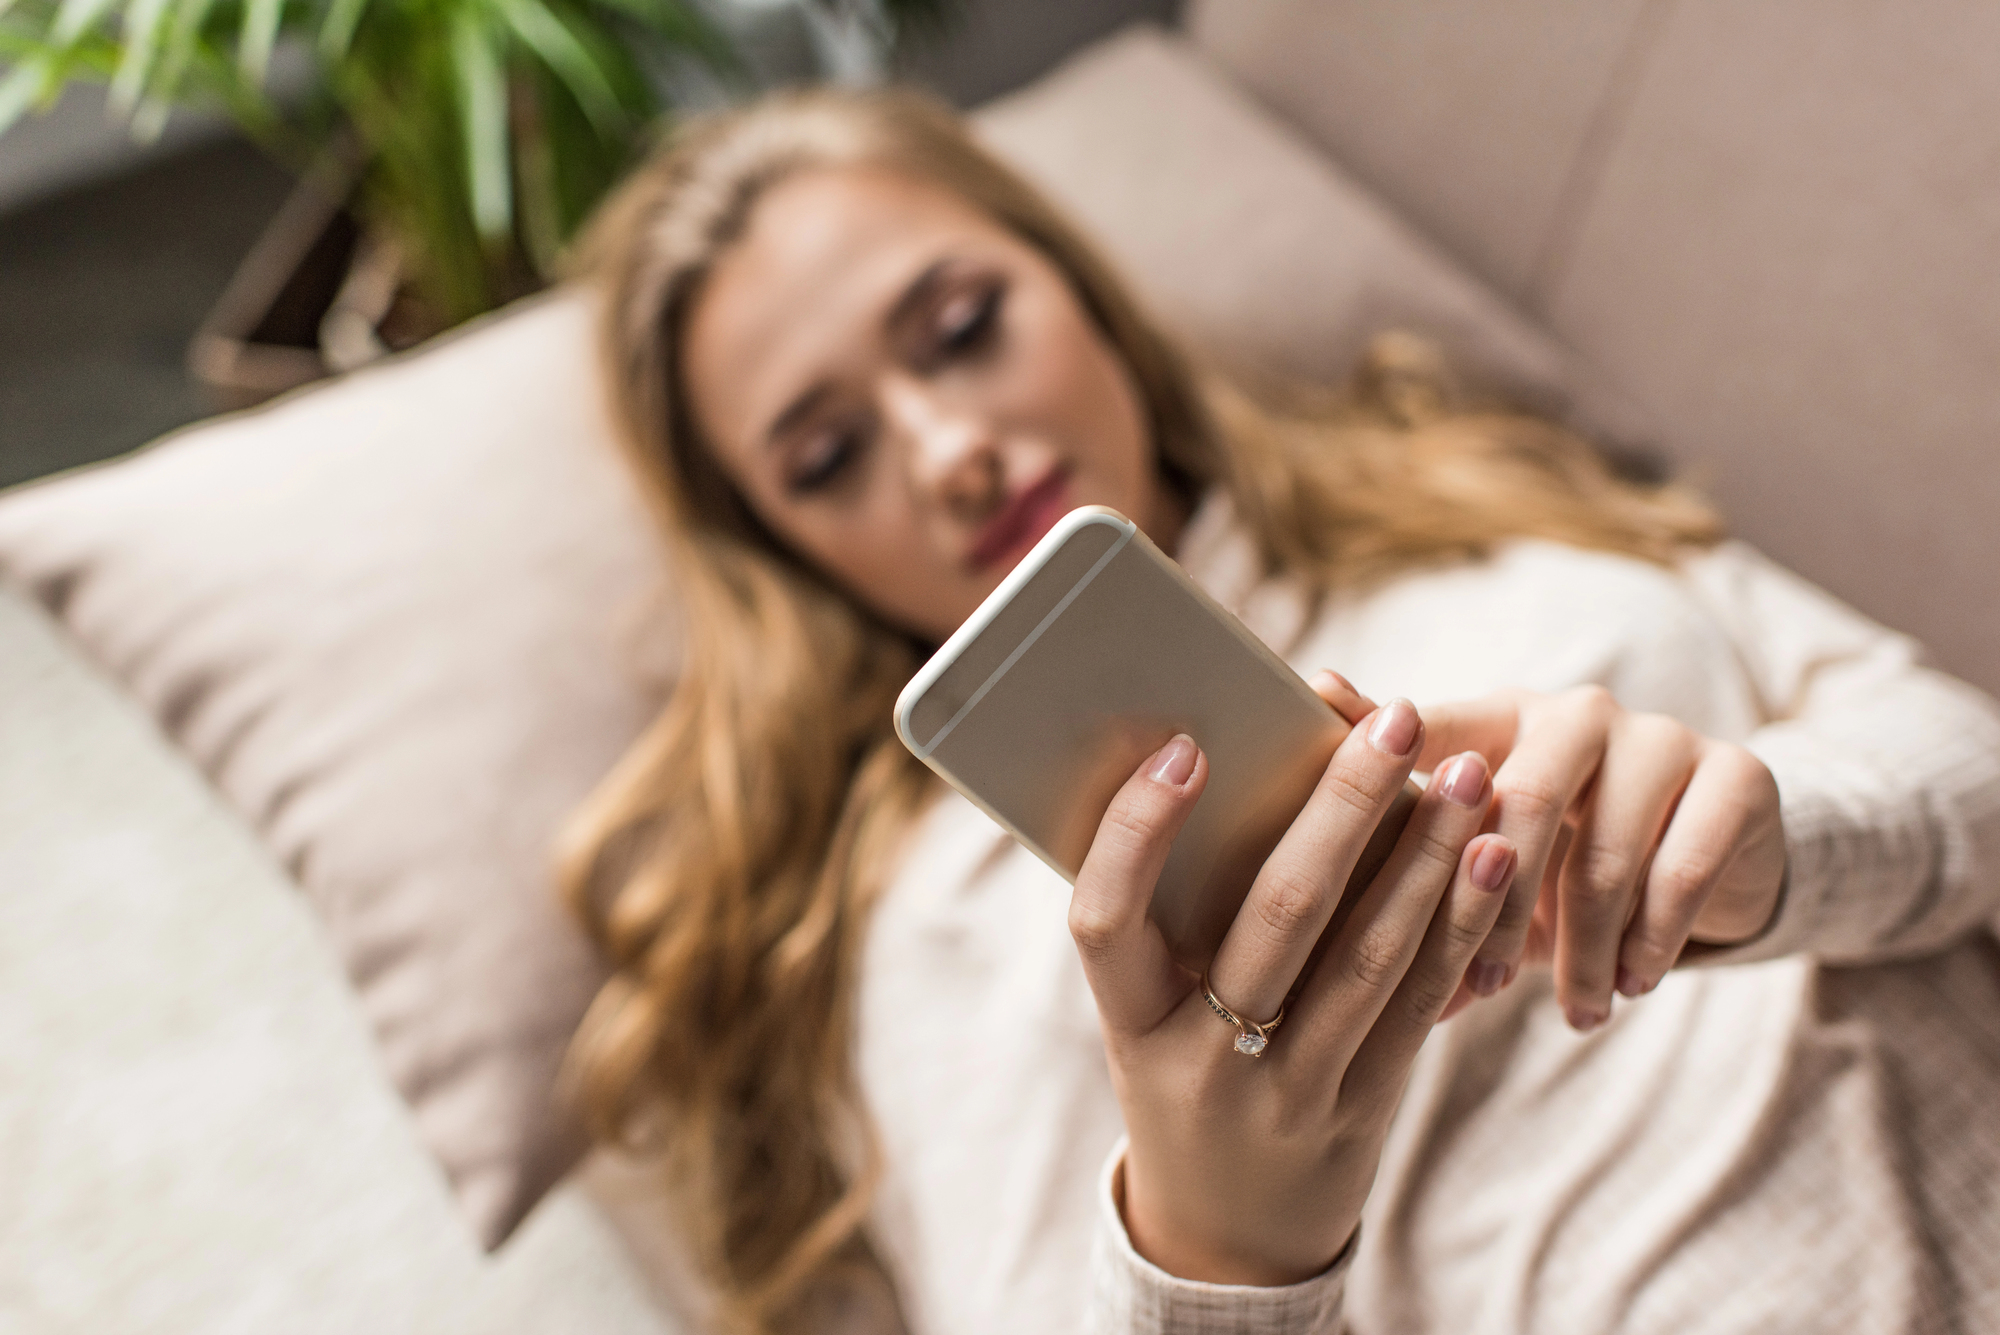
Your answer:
[854,496,2000,1334]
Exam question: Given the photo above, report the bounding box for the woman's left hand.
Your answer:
[1399,685,1786,1030]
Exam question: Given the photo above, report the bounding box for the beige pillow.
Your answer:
[0,291,673,1247]
[0,25,1619,1249]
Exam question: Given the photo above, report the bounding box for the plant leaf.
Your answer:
[235,0,279,85]
[529,55,615,246]
[449,6,510,240]
[131,0,219,137]
[149,0,218,99]
[108,0,173,112]
[561,7,649,109]
[184,31,305,158]
[491,0,623,139]
[337,55,498,322]
[0,52,54,134]
[315,0,365,62]
[49,0,119,46]
[47,27,118,74]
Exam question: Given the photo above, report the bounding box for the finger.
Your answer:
[1463,687,1616,999]
[1308,669,1377,725]
[1413,692,1525,773]
[1070,735,1210,1038]
[1340,833,1517,1121]
[1685,747,1785,946]
[1286,749,1495,1073]
[1552,714,1697,1029]
[1206,699,1425,1022]
[1617,743,1775,993]
[1442,823,1557,1019]
[1523,824,1568,965]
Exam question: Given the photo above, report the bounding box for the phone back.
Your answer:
[896,507,1371,966]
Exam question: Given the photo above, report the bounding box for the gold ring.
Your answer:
[1200,972,1285,1057]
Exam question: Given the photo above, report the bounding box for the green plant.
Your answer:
[0,0,952,324]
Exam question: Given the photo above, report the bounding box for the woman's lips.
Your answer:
[968,468,1072,572]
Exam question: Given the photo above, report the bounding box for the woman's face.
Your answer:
[681,164,1181,643]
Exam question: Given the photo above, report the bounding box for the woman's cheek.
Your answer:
[1011,301,1149,501]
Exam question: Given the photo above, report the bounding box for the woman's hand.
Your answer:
[1067,683,1518,1286]
[1417,687,1787,1030]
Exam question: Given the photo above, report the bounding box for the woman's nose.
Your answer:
[880,375,1005,519]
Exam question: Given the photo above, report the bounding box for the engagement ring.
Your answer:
[1200,972,1286,1056]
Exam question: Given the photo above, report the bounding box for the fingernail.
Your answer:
[1437,753,1488,807]
[1615,966,1650,998]
[1565,1006,1607,1033]
[1466,959,1508,997]
[1470,840,1515,892]
[1367,698,1420,756]
[1149,734,1197,787]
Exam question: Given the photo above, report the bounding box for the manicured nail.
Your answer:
[1437,753,1488,807]
[1466,959,1508,997]
[1565,1005,1607,1033]
[1470,840,1515,892]
[1149,734,1197,787]
[1367,698,1419,756]
[1615,966,1649,998]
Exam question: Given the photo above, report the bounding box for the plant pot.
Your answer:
[188,164,438,410]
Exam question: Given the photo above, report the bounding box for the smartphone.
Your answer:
[894,505,1417,968]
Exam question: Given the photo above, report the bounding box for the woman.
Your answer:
[565,88,2000,1334]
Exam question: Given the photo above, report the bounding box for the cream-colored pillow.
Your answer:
[0,291,672,1247]
[0,25,1618,1249]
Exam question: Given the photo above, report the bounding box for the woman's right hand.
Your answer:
[1067,689,1518,1286]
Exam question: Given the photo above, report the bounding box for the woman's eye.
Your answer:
[935,283,1003,358]
[787,428,862,495]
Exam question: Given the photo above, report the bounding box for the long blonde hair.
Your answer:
[565,86,1719,1332]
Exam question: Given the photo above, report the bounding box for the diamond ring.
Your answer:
[1200,972,1286,1056]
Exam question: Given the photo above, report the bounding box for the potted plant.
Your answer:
[0,0,948,402]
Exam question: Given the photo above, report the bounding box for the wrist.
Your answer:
[1115,1147,1358,1287]
[1092,1140,1355,1332]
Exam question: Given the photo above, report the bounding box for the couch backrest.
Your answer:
[1188,0,2000,698]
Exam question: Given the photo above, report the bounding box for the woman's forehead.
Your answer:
[682,166,1015,455]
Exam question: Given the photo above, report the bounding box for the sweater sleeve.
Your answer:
[1087,1140,1349,1335]
[1680,541,2000,966]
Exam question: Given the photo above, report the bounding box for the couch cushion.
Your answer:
[1185,0,1652,304]
[1538,0,2000,700]
[976,27,1643,444]
[0,24,1615,1249]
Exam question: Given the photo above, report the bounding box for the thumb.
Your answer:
[1069,735,1207,1036]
